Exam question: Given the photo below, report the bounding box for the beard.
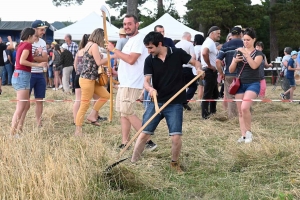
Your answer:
[126,26,137,37]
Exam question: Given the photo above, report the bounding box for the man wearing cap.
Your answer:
[216,26,244,118]
[175,32,196,111]
[154,25,175,47]
[201,26,221,119]
[25,20,48,127]
[63,34,78,94]
[0,36,14,94]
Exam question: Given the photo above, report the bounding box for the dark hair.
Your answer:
[256,41,264,49]
[154,25,163,32]
[79,34,90,50]
[124,14,138,23]
[143,31,164,47]
[54,44,61,53]
[243,28,256,39]
[194,34,205,46]
[284,47,292,54]
[20,28,35,41]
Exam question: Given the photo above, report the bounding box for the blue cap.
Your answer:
[31,20,48,28]
[291,51,298,56]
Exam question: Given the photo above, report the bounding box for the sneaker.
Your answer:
[170,161,183,173]
[280,93,286,100]
[58,85,63,89]
[245,131,253,143]
[237,131,253,143]
[145,140,157,151]
[52,88,58,91]
[183,104,191,111]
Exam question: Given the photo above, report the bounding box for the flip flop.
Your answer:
[85,120,101,126]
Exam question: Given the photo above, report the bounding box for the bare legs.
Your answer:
[121,115,142,144]
[235,91,257,137]
[10,90,30,135]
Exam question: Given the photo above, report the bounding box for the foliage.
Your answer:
[52,0,84,6]
[184,0,265,39]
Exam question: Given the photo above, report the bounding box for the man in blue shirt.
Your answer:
[154,25,175,47]
[280,51,300,101]
[216,26,244,118]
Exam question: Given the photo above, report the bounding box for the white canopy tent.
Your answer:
[139,13,203,40]
[54,12,120,41]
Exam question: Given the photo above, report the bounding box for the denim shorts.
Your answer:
[236,82,260,95]
[142,103,183,136]
[30,73,46,98]
[287,78,295,86]
[12,70,31,91]
[48,66,54,78]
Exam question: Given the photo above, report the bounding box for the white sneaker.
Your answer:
[237,131,253,143]
[245,131,253,143]
[52,88,58,91]
[58,85,63,89]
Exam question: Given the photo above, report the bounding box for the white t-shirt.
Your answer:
[194,45,202,61]
[31,38,47,73]
[175,40,195,68]
[201,37,218,69]
[118,33,148,89]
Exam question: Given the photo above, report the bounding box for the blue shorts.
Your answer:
[30,73,46,98]
[142,103,183,136]
[12,70,31,91]
[287,78,295,86]
[236,82,260,95]
[48,66,54,78]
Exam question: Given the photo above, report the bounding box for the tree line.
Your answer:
[54,0,300,60]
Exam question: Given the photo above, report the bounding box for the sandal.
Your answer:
[85,120,101,126]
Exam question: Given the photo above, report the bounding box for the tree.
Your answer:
[52,0,84,6]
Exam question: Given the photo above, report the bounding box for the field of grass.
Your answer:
[0,85,299,199]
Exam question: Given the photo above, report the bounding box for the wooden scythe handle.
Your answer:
[119,71,205,157]
[102,11,114,122]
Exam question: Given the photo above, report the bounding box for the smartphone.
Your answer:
[236,50,243,57]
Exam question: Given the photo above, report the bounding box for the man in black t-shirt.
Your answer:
[0,36,14,94]
[130,32,203,173]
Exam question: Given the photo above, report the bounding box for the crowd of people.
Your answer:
[1,16,300,172]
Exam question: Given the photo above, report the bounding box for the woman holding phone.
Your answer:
[229,28,263,143]
[10,28,47,137]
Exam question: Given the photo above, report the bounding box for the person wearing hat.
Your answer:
[56,43,74,94]
[216,27,244,118]
[280,51,300,101]
[201,26,221,119]
[24,19,48,127]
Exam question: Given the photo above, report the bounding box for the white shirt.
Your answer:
[194,45,202,61]
[201,37,217,69]
[31,38,47,73]
[175,40,195,68]
[118,33,148,89]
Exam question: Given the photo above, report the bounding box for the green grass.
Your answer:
[0,85,299,199]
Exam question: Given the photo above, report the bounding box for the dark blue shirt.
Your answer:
[217,38,244,76]
[286,58,295,79]
[163,37,175,48]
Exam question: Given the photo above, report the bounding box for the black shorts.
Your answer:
[74,75,81,89]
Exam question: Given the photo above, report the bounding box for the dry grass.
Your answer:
[0,85,299,200]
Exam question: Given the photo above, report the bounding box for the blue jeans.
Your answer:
[236,82,260,95]
[2,63,13,85]
[48,66,54,78]
[12,70,31,91]
[143,90,150,109]
[142,103,183,136]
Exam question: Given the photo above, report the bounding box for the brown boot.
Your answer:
[170,161,183,173]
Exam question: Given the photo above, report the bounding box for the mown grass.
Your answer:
[0,85,299,200]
